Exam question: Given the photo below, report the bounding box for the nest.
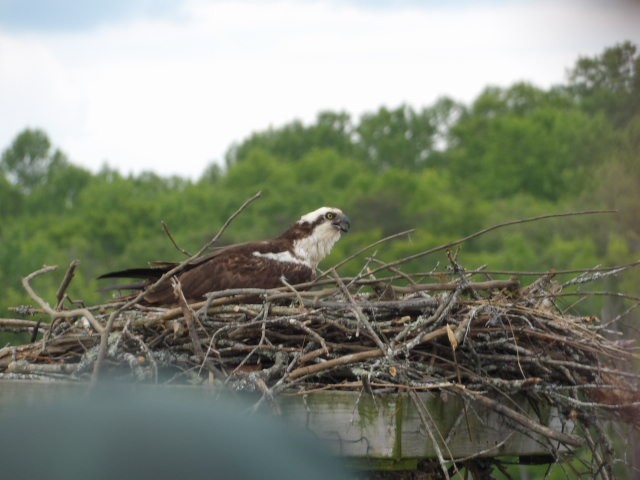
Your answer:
[1,208,639,478]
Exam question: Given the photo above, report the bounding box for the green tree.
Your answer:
[568,41,640,127]
[591,115,640,252]
[225,111,355,167]
[446,83,613,201]
[0,172,22,217]
[26,162,92,213]
[1,129,68,193]
[356,104,445,171]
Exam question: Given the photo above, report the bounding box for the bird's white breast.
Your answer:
[292,222,342,269]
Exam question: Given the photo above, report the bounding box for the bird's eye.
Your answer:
[325,212,335,220]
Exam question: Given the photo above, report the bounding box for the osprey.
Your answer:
[99,207,350,305]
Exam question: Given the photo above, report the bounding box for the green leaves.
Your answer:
[568,41,640,127]
[1,128,64,193]
[447,83,614,201]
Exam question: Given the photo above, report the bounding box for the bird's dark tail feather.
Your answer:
[98,263,181,303]
[97,267,168,280]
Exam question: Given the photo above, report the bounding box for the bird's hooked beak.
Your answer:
[332,213,351,233]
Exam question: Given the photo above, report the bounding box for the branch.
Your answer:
[392,278,520,294]
[22,266,103,334]
[40,259,82,346]
[173,278,226,380]
[161,220,192,257]
[330,269,388,355]
[0,318,50,331]
[410,390,456,479]
[173,278,205,359]
[453,386,584,447]
[366,210,617,277]
[55,259,80,308]
[318,228,414,278]
[288,349,383,380]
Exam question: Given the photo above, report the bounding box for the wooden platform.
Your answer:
[281,390,561,470]
[0,380,563,470]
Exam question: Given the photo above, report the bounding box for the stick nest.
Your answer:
[1,205,639,478]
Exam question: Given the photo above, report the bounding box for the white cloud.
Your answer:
[0,33,89,143]
[0,0,638,179]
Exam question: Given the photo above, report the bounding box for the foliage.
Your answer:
[0,42,638,332]
[446,83,614,201]
[568,40,640,127]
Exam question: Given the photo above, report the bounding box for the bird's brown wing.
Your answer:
[99,240,313,305]
[144,245,314,305]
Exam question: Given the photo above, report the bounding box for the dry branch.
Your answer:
[364,209,616,277]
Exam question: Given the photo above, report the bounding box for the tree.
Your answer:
[1,128,68,193]
[356,105,437,171]
[445,83,613,201]
[225,111,356,167]
[568,41,640,126]
[591,114,640,252]
[0,172,22,217]
[26,162,92,213]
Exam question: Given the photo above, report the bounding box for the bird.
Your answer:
[98,207,351,305]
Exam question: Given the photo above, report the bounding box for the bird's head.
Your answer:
[285,207,351,268]
[297,207,351,234]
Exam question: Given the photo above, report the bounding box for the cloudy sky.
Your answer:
[0,0,638,179]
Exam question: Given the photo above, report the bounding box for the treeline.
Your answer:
[1,42,638,320]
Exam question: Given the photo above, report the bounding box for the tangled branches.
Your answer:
[0,205,638,478]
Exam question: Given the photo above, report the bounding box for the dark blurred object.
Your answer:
[0,387,351,480]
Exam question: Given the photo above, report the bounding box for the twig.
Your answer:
[447,248,480,300]
[228,305,270,379]
[600,300,640,329]
[8,360,77,375]
[88,310,119,386]
[173,278,225,380]
[318,228,415,278]
[279,276,305,307]
[460,260,640,277]
[40,259,82,347]
[21,265,110,387]
[365,210,617,277]
[369,257,418,287]
[22,266,104,334]
[161,220,192,257]
[392,278,520,294]
[455,433,515,462]
[55,259,80,307]
[173,278,205,359]
[410,390,456,479]
[331,269,388,355]
[123,325,158,383]
[562,263,635,287]
[288,349,383,380]
[401,291,461,352]
[453,386,584,447]
[0,319,50,331]
[545,291,640,302]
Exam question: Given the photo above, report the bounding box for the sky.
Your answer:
[0,0,639,179]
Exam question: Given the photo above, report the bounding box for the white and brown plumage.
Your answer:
[99,207,351,305]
